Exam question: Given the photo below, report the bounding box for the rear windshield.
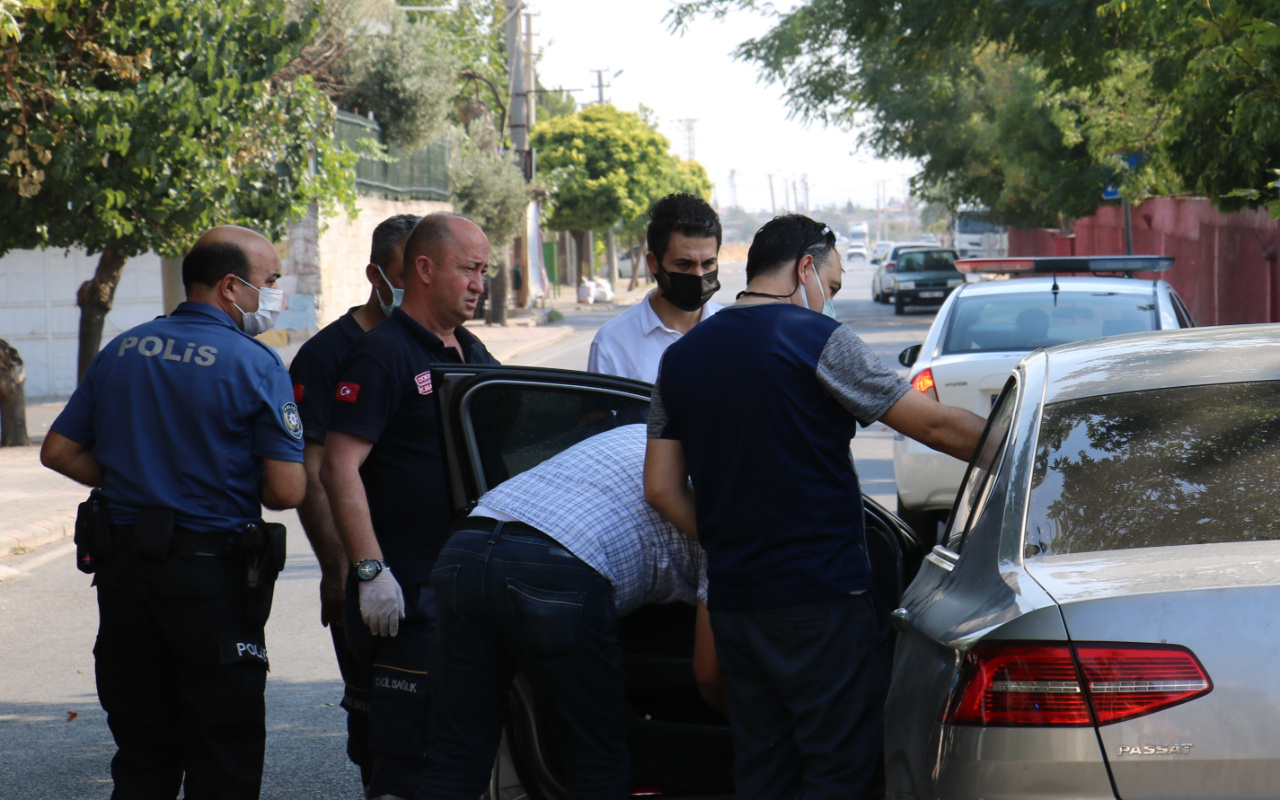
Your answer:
[895,250,957,273]
[942,291,1157,355]
[1025,382,1280,557]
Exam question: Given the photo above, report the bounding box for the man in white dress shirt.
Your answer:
[588,193,723,383]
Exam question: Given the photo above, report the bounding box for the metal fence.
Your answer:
[335,110,450,201]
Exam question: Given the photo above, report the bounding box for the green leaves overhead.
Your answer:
[671,0,1280,223]
[0,0,359,259]
[532,104,710,234]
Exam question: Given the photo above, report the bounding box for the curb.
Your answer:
[0,508,77,558]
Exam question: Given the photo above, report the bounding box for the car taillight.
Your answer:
[942,642,1211,727]
[911,368,939,402]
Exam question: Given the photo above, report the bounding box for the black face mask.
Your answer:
[659,266,720,312]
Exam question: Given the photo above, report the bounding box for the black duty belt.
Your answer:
[109,522,238,557]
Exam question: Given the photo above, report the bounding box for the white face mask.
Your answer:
[798,264,838,319]
[375,264,404,317]
[233,275,283,335]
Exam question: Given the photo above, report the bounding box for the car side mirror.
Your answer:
[899,344,922,368]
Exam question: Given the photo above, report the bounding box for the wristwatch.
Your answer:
[355,558,388,582]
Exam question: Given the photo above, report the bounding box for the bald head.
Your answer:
[401,213,491,334]
[183,226,279,293]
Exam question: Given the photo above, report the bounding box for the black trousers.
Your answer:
[711,592,891,800]
[93,552,273,800]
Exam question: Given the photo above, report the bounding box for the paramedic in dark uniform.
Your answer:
[40,225,307,799]
[289,213,419,789]
[321,213,498,800]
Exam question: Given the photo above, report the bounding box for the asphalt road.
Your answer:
[0,255,936,799]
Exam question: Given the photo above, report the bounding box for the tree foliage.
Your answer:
[671,0,1280,223]
[448,121,527,248]
[0,0,359,259]
[335,11,460,151]
[531,104,676,233]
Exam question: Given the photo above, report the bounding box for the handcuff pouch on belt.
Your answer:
[74,490,113,574]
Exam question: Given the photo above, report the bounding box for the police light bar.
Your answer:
[956,256,1174,275]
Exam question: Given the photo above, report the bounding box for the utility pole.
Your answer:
[675,118,696,161]
[768,173,777,216]
[494,0,530,325]
[802,175,810,213]
[729,169,738,210]
[591,68,611,104]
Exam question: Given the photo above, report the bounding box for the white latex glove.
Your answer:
[359,568,405,637]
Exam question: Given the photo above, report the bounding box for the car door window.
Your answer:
[460,381,650,492]
[943,377,1018,553]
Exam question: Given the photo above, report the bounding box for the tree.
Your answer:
[531,104,674,283]
[335,10,460,150]
[449,122,528,250]
[669,0,1280,221]
[0,0,360,385]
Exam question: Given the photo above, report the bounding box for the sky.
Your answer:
[526,0,918,214]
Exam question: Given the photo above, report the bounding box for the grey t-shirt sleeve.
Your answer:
[816,324,912,426]
[647,377,673,439]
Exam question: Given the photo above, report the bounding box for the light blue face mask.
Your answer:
[375,264,404,317]
[799,264,838,319]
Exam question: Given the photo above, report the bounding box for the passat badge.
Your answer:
[281,402,303,440]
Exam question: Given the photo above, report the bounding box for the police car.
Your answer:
[891,256,1196,539]
[431,365,927,799]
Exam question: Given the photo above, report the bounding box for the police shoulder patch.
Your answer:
[281,402,303,440]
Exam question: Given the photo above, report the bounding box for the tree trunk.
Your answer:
[606,228,619,294]
[0,338,30,447]
[488,247,508,326]
[77,244,129,382]
[572,230,590,285]
[628,236,642,292]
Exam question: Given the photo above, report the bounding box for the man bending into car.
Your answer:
[417,423,709,800]
[645,214,985,799]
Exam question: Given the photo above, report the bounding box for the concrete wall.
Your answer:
[1009,197,1280,327]
[290,197,451,330]
[0,196,450,401]
[0,249,163,401]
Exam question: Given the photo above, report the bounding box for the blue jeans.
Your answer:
[711,592,891,800]
[419,519,628,800]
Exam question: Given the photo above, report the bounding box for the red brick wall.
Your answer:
[1009,198,1280,326]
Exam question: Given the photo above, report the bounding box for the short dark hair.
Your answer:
[745,214,837,282]
[370,214,421,270]
[404,212,464,268]
[182,241,250,291]
[647,193,722,265]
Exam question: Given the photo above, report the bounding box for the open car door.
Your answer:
[432,365,736,800]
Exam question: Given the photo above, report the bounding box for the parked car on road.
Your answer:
[871,242,951,304]
[430,365,927,800]
[887,323,1280,800]
[892,256,1195,539]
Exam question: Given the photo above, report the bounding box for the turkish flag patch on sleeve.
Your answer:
[293,384,305,403]
[335,382,361,403]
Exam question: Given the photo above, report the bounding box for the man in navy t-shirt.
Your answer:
[289,213,418,790]
[645,214,985,799]
[320,213,497,800]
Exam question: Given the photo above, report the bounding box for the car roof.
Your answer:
[1037,323,1280,405]
[954,275,1162,298]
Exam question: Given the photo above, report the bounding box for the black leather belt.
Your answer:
[459,516,551,540]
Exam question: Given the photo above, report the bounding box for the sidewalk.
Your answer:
[0,274,655,566]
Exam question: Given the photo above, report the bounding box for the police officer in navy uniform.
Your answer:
[321,213,497,800]
[41,225,307,799]
[288,213,418,790]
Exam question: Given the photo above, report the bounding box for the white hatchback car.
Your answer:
[891,256,1196,538]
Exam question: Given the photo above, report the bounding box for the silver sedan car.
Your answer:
[887,323,1280,799]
